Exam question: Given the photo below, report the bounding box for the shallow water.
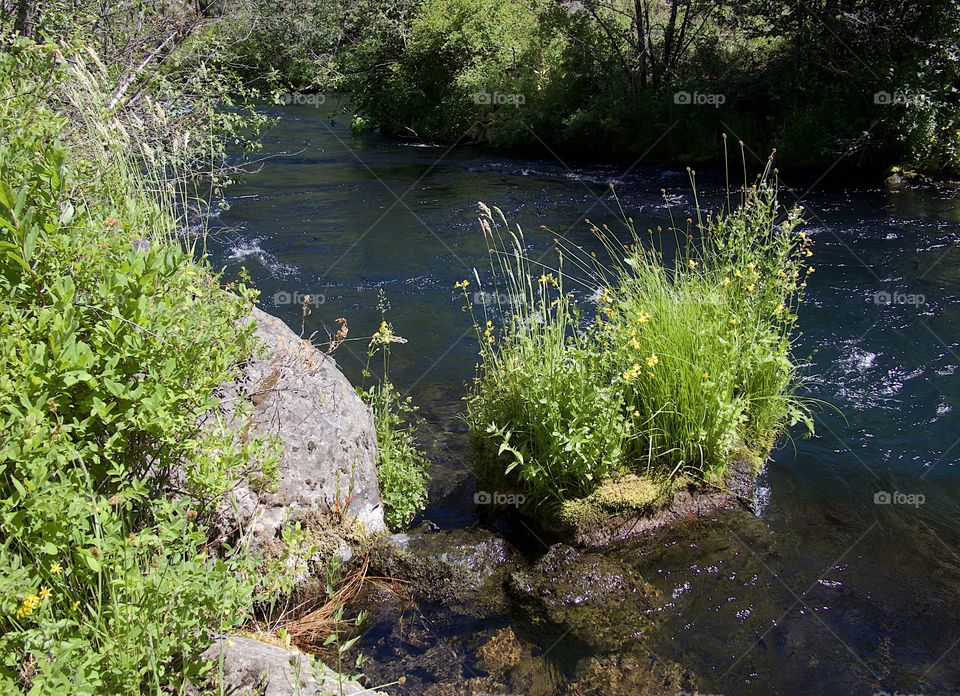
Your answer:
[209,102,960,695]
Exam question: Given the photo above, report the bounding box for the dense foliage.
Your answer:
[214,0,960,177]
[0,28,280,693]
[462,171,813,504]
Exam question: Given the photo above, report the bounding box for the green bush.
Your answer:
[365,379,430,532]
[359,314,429,532]
[0,38,275,692]
[463,175,813,505]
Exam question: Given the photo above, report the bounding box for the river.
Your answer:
[209,102,960,696]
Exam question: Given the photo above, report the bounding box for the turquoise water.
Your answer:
[210,103,960,695]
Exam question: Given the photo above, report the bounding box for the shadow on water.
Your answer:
[209,103,960,695]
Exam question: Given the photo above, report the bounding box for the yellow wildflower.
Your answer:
[38,587,50,600]
[538,273,557,286]
[646,353,658,369]
[805,249,813,257]
[453,279,470,289]
[746,284,755,292]
[622,364,643,380]
[71,600,79,611]
[636,310,649,324]
[50,563,62,576]
[734,268,742,278]
[370,321,408,346]
[687,259,698,269]
[15,593,40,619]
[807,266,816,274]
[721,277,731,287]
[483,320,496,345]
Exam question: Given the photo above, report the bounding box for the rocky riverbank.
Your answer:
[214,307,771,695]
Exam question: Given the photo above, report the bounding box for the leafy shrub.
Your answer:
[359,310,429,531]
[364,380,430,532]
[0,37,275,692]
[463,175,814,505]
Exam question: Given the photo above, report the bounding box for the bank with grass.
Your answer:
[461,163,814,542]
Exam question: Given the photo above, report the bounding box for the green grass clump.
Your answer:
[463,174,814,507]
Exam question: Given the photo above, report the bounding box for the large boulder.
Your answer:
[202,636,381,696]
[221,307,385,547]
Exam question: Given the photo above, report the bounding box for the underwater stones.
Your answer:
[507,544,660,652]
[567,651,698,696]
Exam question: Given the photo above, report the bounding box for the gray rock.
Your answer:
[220,307,385,547]
[203,636,381,696]
[406,528,520,588]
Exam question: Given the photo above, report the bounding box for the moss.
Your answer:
[552,473,676,534]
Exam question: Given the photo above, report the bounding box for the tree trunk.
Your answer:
[13,0,35,38]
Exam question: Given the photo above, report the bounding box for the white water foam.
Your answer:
[226,237,296,278]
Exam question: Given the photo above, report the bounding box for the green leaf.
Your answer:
[82,552,101,573]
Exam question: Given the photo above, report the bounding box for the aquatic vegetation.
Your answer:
[463,167,814,506]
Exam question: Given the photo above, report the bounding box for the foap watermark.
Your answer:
[273,291,326,307]
[674,90,726,108]
[279,93,326,107]
[874,491,925,508]
[473,291,518,307]
[874,91,924,107]
[473,91,525,106]
[474,490,526,508]
[872,290,926,307]
[678,691,724,696]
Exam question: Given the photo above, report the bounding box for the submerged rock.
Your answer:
[507,544,660,652]
[202,636,380,695]
[567,651,698,696]
[373,527,522,610]
[219,307,385,547]
[474,626,563,696]
[406,527,521,589]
